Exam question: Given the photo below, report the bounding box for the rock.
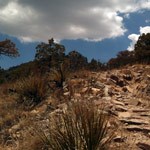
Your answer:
[116,95,122,98]
[113,136,126,143]
[136,99,142,106]
[117,79,125,87]
[109,75,126,87]
[95,81,105,89]
[104,86,109,97]
[112,100,124,106]
[115,105,127,112]
[125,125,150,133]
[123,74,132,81]
[120,118,149,125]
[147,75,150,80]
[102,97,112,101]
[137,70,143,74]
[117,112,131,118]
[121,69,132,79]
[30,109,39,115]
[74,93,81,98]
[94,100,103,106]
[126,86,134,93]
[132,109,150,113]
[64,91,70,96]
[9,124,20,133]
[81,87,88,93]
[110,74,119,83]
[135,76,141,82]
[137,142,150,150]
[91,88,101,95]
[122,87,128,92]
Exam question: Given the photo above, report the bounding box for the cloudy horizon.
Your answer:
[0,0,150,68]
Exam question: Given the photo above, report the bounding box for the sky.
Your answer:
[0,0,150,69]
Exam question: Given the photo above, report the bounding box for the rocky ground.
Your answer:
[0,64,150,150]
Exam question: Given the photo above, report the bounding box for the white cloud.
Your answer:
[127,34,140,51]
[0,0,150,42]
[127,26,150,51]
[140,26,150,34]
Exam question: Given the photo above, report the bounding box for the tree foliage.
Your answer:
[35,38,65,72]
[0,39,19,57]
[88,59,103,71]
[107,50,134,69]
[67,50,88,71]
[134,33,150,63]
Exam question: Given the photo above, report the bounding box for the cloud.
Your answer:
[0,0,150,42]
[127,26,150,51]
[127,34,140,51]
[140,26,150,34]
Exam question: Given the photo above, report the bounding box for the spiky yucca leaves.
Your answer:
[72,101,111,150]
[15,76,48,109]
[37,101,112,150]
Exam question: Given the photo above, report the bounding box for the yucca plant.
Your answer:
[36,100,112,150]
[15,76,48,109]
[73,101,111,150]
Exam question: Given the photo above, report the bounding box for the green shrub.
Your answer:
[36,101,112,150]
[15,76,48,109]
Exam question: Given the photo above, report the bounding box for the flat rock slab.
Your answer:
[113,136,126,143]
[112,100,125,106]
[115,105,128,112]
[125,125,150,133]
[120,118,149,125]
[117,112,131,118]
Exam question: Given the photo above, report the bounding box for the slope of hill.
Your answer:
[0,64,149,150]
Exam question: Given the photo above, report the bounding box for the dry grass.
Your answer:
[14,76,49,110]
[0,93,22,147]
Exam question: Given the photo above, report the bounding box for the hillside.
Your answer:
[0,64,150,150]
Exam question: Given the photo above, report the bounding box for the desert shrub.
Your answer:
[48,63,69,88]
[36,101,112,150]
[15,76,48,109]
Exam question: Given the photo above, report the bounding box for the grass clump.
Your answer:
[35,101,112,150]
[15,76,48,109]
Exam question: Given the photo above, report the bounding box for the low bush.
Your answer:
[49,66,68,88]
[15,76,48,109]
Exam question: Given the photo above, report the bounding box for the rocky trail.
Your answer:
[109,94,150,150]
[63,64,150,149]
